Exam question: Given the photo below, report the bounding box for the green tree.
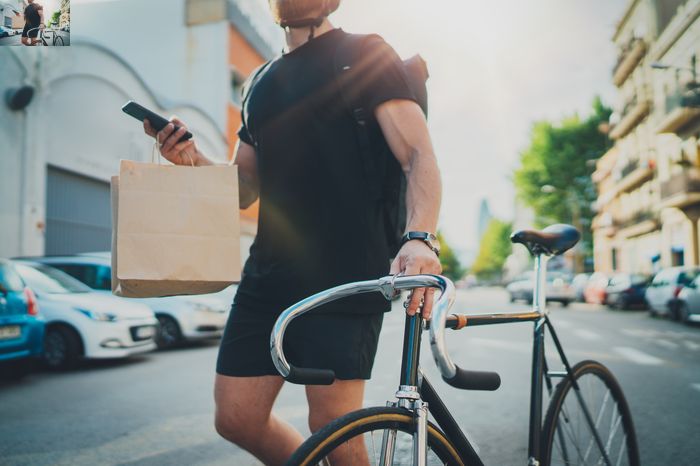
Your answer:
[470,219,512,280]
[437,231,465,281]
[513,97,611,270]
[50,10,60,26]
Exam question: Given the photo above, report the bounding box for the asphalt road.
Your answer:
[0,30,70,46]
[1,287,699,465]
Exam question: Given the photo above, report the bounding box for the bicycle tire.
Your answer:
[541,360,640,466]
[286,406,464,466]
[54,35,64,46]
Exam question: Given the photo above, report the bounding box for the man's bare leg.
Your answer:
[307,379,369,466]
[214,374,305,466]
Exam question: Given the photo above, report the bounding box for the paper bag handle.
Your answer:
[152,136,195,167]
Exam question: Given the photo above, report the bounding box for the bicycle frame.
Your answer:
[270,255,613,465]
[413,253,612,466]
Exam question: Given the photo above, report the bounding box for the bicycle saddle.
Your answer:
[510,224,580,257]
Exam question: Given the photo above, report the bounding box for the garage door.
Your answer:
[45,166,111,255]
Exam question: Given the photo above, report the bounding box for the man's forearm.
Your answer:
[404,149,441,233]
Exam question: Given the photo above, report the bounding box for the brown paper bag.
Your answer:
[111,159,241,298]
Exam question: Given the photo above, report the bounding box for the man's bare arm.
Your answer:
[375,98,443,318]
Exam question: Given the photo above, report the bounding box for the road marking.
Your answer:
[655,339,679,349]
[573,329,601,341]
[691,383,700,393]
[613,347,664,365]
[684,341,700,351]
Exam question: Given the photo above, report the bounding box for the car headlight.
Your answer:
[76,308,119,322]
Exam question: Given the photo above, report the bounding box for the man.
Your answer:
[144,0,442,464]
[21,0,43,46]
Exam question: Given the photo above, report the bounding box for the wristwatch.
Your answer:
[401,231,440,257]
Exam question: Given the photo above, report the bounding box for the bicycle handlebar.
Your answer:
[270,274,501,390]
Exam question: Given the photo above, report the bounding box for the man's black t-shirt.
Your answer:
[236,28,417,314]
[24,3,41,26]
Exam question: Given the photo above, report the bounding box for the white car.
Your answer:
[13,261,157,369]
[32,253,235,349]
[645,266,700,318]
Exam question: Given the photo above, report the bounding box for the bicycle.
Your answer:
[270,223,640,465]
[25,26,64,46]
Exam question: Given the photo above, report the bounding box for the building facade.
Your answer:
[593,0,700,274]
[59,0,69,27]
[0,0,24,29]
[0,0,281,259]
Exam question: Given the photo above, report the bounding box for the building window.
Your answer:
[672,247,684,266]
[611,248,618,271]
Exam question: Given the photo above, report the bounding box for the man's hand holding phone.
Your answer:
[143,118,212,167]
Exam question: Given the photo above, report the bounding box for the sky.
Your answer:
[333,0,629,260]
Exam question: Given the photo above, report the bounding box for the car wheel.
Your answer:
[678,302,691,324]
[616,295,629,310]
[156,315,182,349]
[560,300,570,307]
[43,326,81,370]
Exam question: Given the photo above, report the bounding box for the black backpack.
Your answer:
[334,33,429,257]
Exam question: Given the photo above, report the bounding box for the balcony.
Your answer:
[609,95,651,140]
[655,85,700,134]
[615,209,660,239]
[660,169,700,210]
[615,158,655,194]
[612,38,647,87]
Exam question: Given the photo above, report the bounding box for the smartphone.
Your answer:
[122,100,193,143]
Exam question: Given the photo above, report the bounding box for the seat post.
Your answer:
[532,253,549,314]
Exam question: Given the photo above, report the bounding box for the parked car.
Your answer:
[571,273,591,302]
[28,253,234,349]
[506,271,575,306]
[583,272,610,304]
[605,273,651,310]
[0,26,11,38]
[675,275,700,324]
[646,266,700,318]
[0,259,45,378]
[14,261,158,369]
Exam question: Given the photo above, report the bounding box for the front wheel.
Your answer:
[286,406,463,466]
[54,35,64,46]
[541,360,639,466]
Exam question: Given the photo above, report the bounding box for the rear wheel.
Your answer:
[677,302,691,324]
[287,406,463,465]
[541,360,639,466]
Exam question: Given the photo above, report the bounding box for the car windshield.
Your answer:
[14,263,91,294]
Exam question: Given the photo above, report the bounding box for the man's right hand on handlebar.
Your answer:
[143,118,212,167]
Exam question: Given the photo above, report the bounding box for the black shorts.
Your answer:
[216,303,384,380]
[22,23,40,38]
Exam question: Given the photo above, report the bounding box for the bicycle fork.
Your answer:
[380,311,429,466]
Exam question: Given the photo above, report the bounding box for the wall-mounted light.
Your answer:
[5,85,35,111]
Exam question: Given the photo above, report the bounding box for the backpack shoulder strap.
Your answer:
[334,33,384,200]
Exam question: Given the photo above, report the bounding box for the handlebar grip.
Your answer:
[286,366,335,385]
[442,365,501,391]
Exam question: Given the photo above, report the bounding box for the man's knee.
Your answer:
[215,403,267,445]
[213,375,282,446]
